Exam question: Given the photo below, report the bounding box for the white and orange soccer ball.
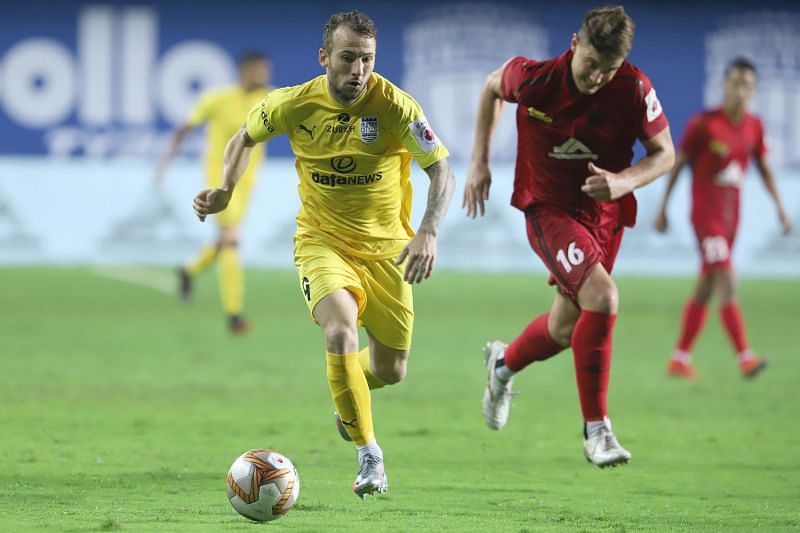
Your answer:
[226,449,300,522]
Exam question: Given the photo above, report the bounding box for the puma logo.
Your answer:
[298,124,317,140]
[340,418,357,428]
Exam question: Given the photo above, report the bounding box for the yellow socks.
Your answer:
[358,347,388,390]
[217,247,244,316]
[185,245,217,276]
[326,352,374,446]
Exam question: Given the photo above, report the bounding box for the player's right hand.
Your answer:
[193,188,231,222]
[653,210,668,233]
[463,162,492,218]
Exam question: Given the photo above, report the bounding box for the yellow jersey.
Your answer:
[245,73,449,259]
[187,85,271,186]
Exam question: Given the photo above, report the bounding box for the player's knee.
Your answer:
[693,278,713,304]
[373,354,408,384]
[217,228,240,249]
[550,322,574,347]
[218,238,239,249]
[591,285,619,314]
[323,324,358,353]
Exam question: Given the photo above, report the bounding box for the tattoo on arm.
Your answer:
[419,159,456,235]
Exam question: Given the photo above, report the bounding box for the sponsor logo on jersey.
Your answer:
[714,161,744,188]
[409,116,440,152]
[548,137,598,160]
[645,87,663,123]
[330,156,356,173]
[360,117,379,143]
[526,106,553,124]
[259,107,275,133]
[709,138,730,157]
[311,171,383,187]
[326,124,355,134]
[337,113,350,124]
[298,124,317,140]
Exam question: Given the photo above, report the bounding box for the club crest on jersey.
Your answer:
[549,137,598,160]
[360,117,378,144]
[409,116,440,152]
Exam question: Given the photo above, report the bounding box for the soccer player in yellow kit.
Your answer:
[155,51,271,333]
[192,11,455,498]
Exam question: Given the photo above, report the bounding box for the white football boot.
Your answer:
[482,340,516,430]
[583,423,632,468]
[353,454,388,498]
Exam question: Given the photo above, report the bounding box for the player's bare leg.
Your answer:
[315,290,387,497]
[711,269,767,377]
[482,289,575,430]
[691,272,715,305]
[548,289,582,346]
[366,331,409,385]
[575,264,631,468]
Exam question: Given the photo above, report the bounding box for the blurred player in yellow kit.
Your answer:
[192,12,455,497]
[155,51,272,333]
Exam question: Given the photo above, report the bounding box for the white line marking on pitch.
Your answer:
[90,266,176,296]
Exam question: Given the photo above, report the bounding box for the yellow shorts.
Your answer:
[294,238,414,350]
[209,172,256,228]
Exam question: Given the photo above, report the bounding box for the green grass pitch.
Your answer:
[1,267,798,531]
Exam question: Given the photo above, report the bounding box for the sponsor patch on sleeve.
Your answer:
[408,116,440,152]
[645,88,663,123]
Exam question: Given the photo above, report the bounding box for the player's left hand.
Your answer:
[396,230,437,284]
[581,162,632,201]
[778,209,794,235]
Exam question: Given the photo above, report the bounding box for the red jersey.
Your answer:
[681,108,766,236]
[501,50,668,228]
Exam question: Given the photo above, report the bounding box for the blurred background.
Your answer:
[0,0,798,275]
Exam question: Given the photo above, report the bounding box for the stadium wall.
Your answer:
[0,157,797,276]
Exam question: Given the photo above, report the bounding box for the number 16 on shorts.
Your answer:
[556,242,585,273]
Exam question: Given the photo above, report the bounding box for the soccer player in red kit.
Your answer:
[463,6,675,468]
[654,58,793,380]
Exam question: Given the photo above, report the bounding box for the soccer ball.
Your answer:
[226,449,300,522]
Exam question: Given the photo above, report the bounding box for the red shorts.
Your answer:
[694,227,735,274]
[525,206,623,304]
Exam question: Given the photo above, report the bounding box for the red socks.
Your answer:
[720,301,748,353]
[676,299,708,352]
[571,310,616,422]
[504,313,565,372]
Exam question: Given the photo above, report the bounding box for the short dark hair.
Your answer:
[578,5,635,58]
[725,57,757,77]
[322,11,377,53]
[238,50,268,67]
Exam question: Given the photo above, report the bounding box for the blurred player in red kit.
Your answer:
[654,57,793,380]
[463,6,675,468]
